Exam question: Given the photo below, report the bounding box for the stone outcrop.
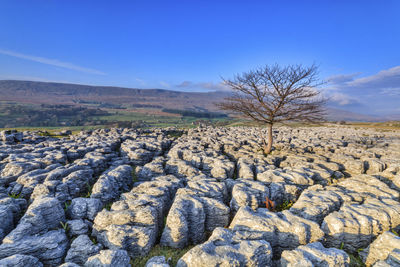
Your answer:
[229,207,324,256]
[360,231,400,266]
[0,126,399,266]
[177,227,273,267]
[280,242,350,267]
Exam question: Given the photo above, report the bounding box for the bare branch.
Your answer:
[216,63,327,154]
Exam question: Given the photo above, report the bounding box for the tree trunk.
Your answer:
[262,124,273,154]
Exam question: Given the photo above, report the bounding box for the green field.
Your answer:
[0,101,236,130]
[2,101,399,132]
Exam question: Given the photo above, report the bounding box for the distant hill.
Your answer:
[0,80,228,111]
[324,108,383,122]
[0,80,389,122]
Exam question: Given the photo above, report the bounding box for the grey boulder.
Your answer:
[280,242,350,267]
[65,235,103,265]
[176,227,273,267]
[0,254,43,267]
[84,249,130,267]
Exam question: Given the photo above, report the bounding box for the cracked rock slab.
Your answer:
[229,207,324,256]
[280,242,350,267]
[85,249,130,267]
[65,234,103,265]
[0,254,43,267]
[176,227,273,267]
[322,198,400,253]
[360,231,400,266]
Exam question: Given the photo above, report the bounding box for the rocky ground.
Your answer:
[0,126,400,267]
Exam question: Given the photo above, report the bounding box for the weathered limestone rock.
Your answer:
[2,197,65,241]
[67,197,103,221]
[67,219,89,237]
[29,167,94,203]
[176,227,273,267]
[85,249,130,267]
[145,256,170,267]
[93,208,158,257]
[337,175,400,201]
[343,159,365,174]
[74,152,109,176]
[165,158,201,178]
[237,158,255,180]
[91,165,133,203]
[65,235,103,265]
[291,175,400,225]
[60,169,94,198]
[229,207,324,256]
[365,159,386,174]
[0,197,68,265]
[93,175,183,257]
[0,254,43,267]
[0,230,68,266]
[11,164,60,198]
[44,164,88,182]
[360,231,400,266]
[160,194,206,248]
[2,125,400,266]
[268,182,302,207]
[373,249,400,267]
[136,157,165,181]
[121,138,165,165]
[257,168,314,187]
[322,198,400,252]
[0,161,43,185]
[59,263,81,267]
[0,196,26,241]
[290,185,352,224]
[160,181,230,248]
[0,130,23,143]
[372,253,400,267]
[209,158,235,180]
[230,179,269,212]
[184,176,228,203]
[280,242,350,267]
[123,174,184,219]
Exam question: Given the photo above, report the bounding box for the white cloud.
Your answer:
[176,81,193,88]
[135,78,146,86]
[381,88,400,96]
[324,65,400,115]
[326,73,361,84]
[348,66,400,88]
[176,81,230,91]
[0,48,106,75]
[159,81,170,88]
[329,92,358,106]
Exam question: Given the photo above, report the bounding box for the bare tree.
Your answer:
[216,64,326,154]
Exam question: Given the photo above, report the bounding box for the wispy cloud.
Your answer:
[324,65,400,115]
[176,81,230,91]
[347,66,400,90]
[329,92,361,106]
[159,81,170,88]
[326,73,361,84]
[0,48,106,75]
[135,78,146,86]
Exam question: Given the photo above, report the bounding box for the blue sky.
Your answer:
[0,0,399,115]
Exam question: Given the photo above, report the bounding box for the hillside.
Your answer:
[0,80,228,111]
[0,80,392,126]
